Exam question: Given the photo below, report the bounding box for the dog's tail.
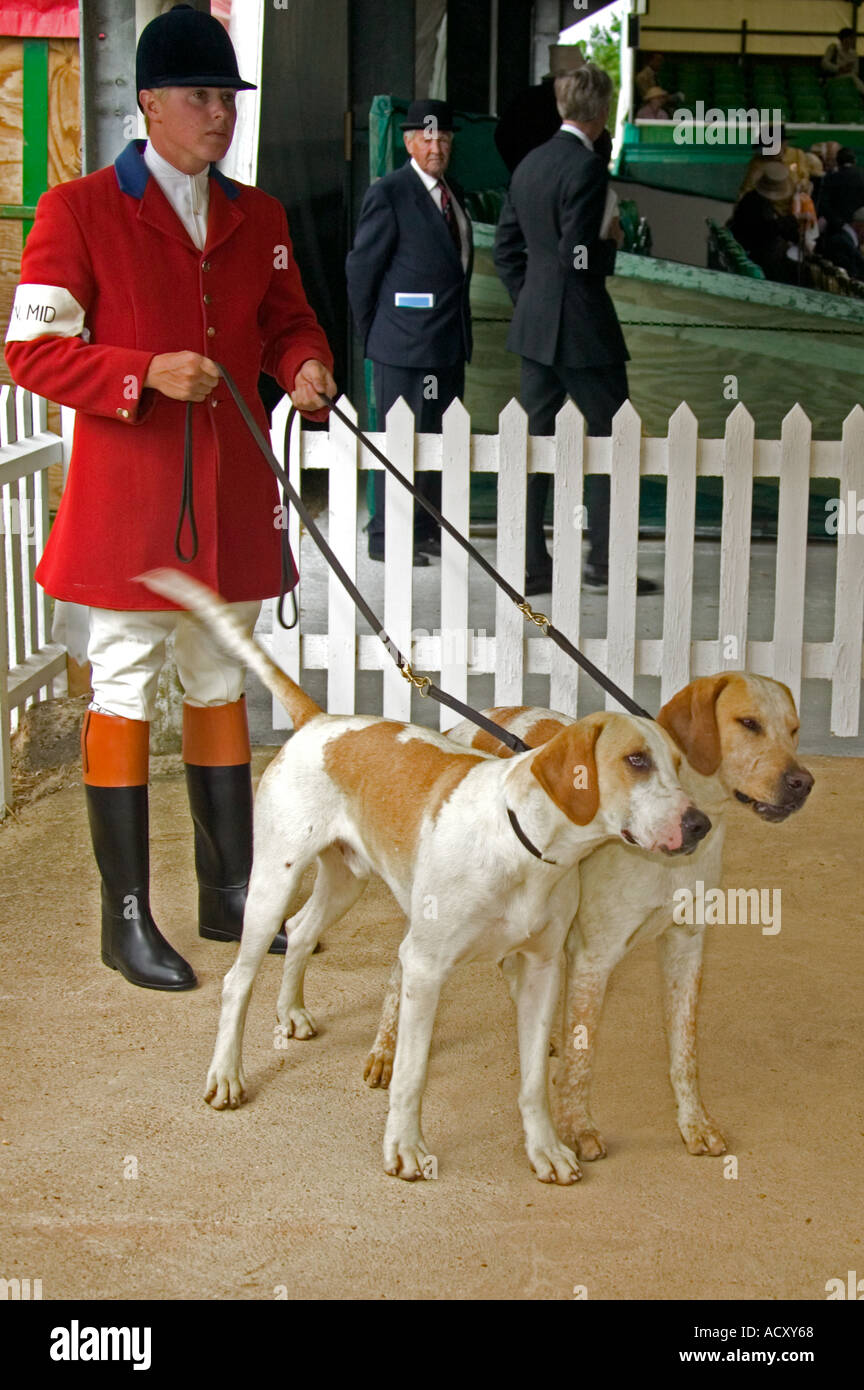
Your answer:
[138,569,323,731]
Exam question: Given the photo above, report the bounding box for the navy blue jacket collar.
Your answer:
[114,139,240,200]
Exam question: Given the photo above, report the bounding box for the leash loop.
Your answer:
[175,402,199,562]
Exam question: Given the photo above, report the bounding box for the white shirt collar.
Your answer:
[144,140,210,250]
[560,123,594,150]
[410,156,443,193]
[144,141,210,191]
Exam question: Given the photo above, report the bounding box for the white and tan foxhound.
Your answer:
[141,569,712,1183]
[366,674,813,1160]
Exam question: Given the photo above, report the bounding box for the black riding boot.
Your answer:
[86,784,197,991]
[185,762,287,955]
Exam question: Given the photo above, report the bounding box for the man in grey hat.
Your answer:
[346,98,473,562]
[495,44,587,174]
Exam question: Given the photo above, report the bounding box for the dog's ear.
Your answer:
[530,717,603,826]
[657,675,731,775]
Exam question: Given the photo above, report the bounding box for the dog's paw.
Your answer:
[277,1006,317,1040]
[573,1127,607,1161]
[681,1116,727,1156]
[383,1136,433,1181]
[204,1064,246,1110]
[527,1138,582,1185]
[363,1044,394,1089]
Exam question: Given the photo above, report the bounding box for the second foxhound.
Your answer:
[366,674,813,1160]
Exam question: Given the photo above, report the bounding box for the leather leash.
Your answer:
[175,367,531,758]
[316,392,653,721]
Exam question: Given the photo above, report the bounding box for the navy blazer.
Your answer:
[346,160,473,368]
[494,130,628,369]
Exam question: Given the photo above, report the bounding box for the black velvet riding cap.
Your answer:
[136,3,256,104]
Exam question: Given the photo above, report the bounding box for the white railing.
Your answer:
[0,387,66,814]
[269,394,864,737]
[3,390,863,818]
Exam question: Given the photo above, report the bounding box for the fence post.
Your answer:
[327,396,360,716]
[495,398,528,705]
[605,399,642,709]
[773,403,811,709]
[382,398,416,721]
[661,402,698,707]
[550,400,585,716]
[440,398,471,729]
[718,402,754,671]
[832,404,864,735]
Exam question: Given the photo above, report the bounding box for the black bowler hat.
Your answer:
[136,3,256,106]
[399,99,459,133]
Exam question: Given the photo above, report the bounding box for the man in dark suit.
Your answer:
[817,146,864,230]
[494,62,657,595]
[346,98,473,563]
[822,207,864,279]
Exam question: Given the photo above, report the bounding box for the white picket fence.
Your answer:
[0,387,68,814]
[2,390,863,815]
[270,393,864,736]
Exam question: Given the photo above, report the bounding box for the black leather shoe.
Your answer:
[369,546,430,566]
[582,565,609,593]
[584,567,661,596]
[524,567,553,596]
[416,536,441,556]
[86,784,197,991]
[185,763,286,955]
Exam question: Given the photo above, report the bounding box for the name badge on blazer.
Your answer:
[394,292,435,308]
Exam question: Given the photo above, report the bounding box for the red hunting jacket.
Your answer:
[4,140,333,610]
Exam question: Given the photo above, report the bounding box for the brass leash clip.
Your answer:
[399,660,432,697]
[517,601,550,634]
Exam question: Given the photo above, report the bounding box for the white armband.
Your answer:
[5,284,87,343]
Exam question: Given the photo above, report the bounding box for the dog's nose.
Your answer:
[681,806,711,847]
[783,767,814,802]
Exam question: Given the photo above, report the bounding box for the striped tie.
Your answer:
[438,181,462,257]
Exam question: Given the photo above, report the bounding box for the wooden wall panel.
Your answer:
[0,39,23,205]
[48,38,79,187]
[0,37,80,388]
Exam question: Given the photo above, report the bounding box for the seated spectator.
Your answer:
[822,206,864,279]
[810,140,840,175]
[738,127,808,199]
[817,146,864,229]
[636,52,665,101]
[636,86,671,119]
[729,164,800,282]
[822,27,864,95]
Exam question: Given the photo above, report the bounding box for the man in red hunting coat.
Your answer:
[4,4,336,991]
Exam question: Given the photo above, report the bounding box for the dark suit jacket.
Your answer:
[345,161,473,368]
[493,130,629,369]
[823,226,864,279]
[818,165,864,229]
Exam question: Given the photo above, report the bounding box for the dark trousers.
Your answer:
[520,358,629,574]
[368,361,465,548]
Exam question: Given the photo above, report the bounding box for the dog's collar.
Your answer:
[507,806,558,864]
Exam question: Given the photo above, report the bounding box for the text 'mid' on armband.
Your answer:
[5,284,87,343]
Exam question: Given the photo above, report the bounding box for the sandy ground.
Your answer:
[0,750,861,1302]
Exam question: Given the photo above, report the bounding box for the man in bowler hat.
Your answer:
[346,98,473,563]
